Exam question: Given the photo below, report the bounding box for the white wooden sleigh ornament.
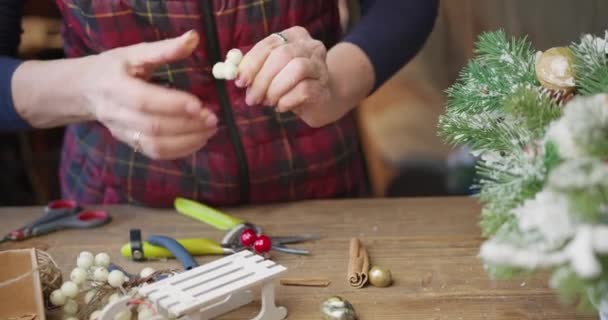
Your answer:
[99,251,288,320]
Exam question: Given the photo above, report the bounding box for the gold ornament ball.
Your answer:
[535,47,575,91]
[369,266,392,287]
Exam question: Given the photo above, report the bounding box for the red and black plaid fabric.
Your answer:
[56,0,366,207]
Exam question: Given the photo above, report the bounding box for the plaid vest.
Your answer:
[56,0,365,207]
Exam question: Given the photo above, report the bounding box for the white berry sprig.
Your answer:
[212,48,243,80]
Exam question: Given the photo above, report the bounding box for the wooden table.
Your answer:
[0,197,596,319]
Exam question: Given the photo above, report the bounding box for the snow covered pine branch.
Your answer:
[439,30,608,312]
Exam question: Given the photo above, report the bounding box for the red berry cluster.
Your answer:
[240,228,272,254]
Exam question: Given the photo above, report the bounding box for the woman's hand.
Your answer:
[13,30,218,160]
[82,30,218,159]
[235,26,348,128]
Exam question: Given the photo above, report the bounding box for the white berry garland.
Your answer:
[50,289,67,306]
[139,267,156,279]
[76,254,94,270]
[93,267,109,282]
[95,252,111,268]
[60,281,79,299]
[62,299,78,315]
[48,251,166,320]
[70,267,87,285]
[107,270,126,288]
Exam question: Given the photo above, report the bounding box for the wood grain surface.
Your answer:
[0,197,597,319]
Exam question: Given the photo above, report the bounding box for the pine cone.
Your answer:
[540,87,575,106]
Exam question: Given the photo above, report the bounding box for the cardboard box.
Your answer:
[0,249,46,319]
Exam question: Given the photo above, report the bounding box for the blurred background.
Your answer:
[2,0,607,205]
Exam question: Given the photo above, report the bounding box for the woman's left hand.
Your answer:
[236,26,344,128]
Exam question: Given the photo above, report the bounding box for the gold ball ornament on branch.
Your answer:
[535,47,576,104]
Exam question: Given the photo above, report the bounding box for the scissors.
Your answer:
[1,199,111,243]
[119,198,320,259]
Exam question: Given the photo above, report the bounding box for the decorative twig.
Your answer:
[279,278,331,287]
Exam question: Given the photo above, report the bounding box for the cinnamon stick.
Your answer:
[347,237,369,288]
[280,278,331,287]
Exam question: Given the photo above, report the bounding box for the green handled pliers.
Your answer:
[120,198,320,259]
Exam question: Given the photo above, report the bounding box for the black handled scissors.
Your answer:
[1,199,111,243]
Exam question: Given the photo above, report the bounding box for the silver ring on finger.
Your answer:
[273,32,288,45]
[132,130,142,153]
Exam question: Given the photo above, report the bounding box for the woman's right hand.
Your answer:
[80,30,218,160]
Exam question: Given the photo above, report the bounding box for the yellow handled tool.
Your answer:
[120,238,234,259]
[174,197,244,231]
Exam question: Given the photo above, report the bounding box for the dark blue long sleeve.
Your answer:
[0,0,30,131]
[343,0,439,91]
[0,57,28,131]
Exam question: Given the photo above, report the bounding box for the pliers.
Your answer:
[120,198,320,260]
